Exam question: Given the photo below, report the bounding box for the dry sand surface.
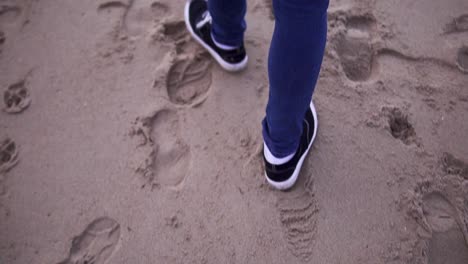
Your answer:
[1,0,468,263]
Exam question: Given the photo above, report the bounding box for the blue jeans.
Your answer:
[209,0,329,158]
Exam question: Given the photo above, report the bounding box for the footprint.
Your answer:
[166,53,212,106]
[3,80,31,113]
[336,15,376,81]
[385,107,417,145]
[0,138,19,173]
[0,2,21,25]
[150,109,190,188]
[242,143,319,261]
[444,14,468,34]
[97,0,131,39]
[456,46,468,74]
[422,193,468,264]
[134,109,191,188]
[152,20,212,106]
[442,153,468,179]
[58,217,121,264]
[276,172,318,261]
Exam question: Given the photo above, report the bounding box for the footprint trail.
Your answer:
[149,109,190,187]
[336,15,376,81]
[3,80,31,113]
[422,193,468,264]
[153,19,214,106]
[58,217,121,264]
[0,138,19,173]
[166,53,212,106]
[385,107,417,145]
[276,174,319,261]
[133,108,191,189]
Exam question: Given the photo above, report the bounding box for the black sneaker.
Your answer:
[264,102,318,190]
[184,0,248,72]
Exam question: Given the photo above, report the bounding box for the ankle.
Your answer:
[211,32,239,50]
[263,143,295,165]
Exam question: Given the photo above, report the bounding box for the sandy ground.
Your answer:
[1,0,468,263]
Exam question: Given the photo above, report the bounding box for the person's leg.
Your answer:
[263,0,329,159]
[208,0,247,47]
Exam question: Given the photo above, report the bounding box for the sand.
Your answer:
[1,0,467,263]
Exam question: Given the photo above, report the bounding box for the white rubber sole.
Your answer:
[265,101,319,191]
[184,0,248,72]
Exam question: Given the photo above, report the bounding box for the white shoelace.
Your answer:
[196,11,212,29]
